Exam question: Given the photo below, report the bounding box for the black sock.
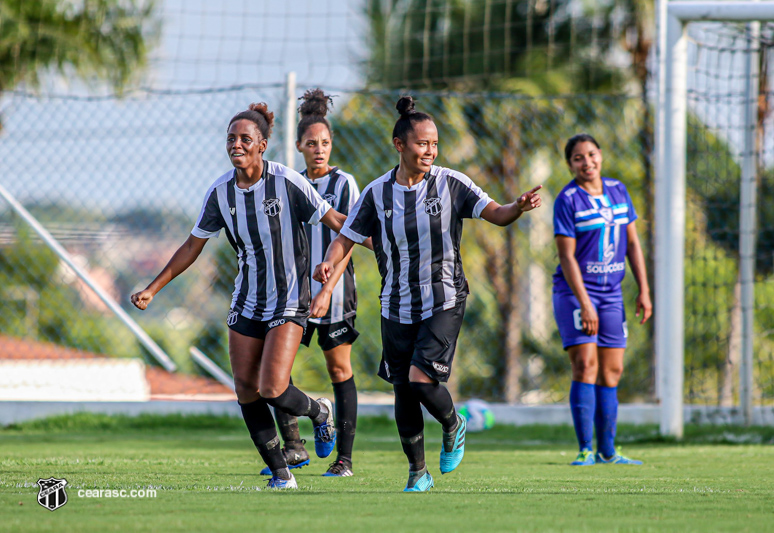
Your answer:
[274,377,302,446]
[333,376,357,463]
[239,399,287,475]
[394,383,425,471]
[264,384,323,423]
[410,381,458,433]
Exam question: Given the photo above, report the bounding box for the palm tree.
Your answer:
[0,0,157,94]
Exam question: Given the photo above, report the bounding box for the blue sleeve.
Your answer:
[553,193,576,238]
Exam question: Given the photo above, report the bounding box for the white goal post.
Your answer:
[656,1,774,437]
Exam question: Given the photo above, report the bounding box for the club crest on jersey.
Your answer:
[385,209,392,218]
[598,206,614,224]
[229,207,236,216]
[423,197,442,216]
[323,193,337,205]
[37,477,68,511]
[263,198,282,217]
[227,310,238,326]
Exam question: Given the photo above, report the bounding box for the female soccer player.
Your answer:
[260,89,362,478]
[131,103,362,489]
[313,96,543,491]
[552,133,652,466]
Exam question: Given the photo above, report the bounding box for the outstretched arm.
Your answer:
[313,234,356,284]
[310,246,355,318]
[626,221,652,324]
[556,235,598,336]
[480,185,543,226]
[320,208,373,250]
[131,234,208,310]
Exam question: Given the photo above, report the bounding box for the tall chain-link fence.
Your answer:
[1,3,774,407]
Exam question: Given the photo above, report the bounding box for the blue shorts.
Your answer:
[552,285,627,349]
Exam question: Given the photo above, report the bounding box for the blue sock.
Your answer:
[594,385,618,458]
[569,381,595,452]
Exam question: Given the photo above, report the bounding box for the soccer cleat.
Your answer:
[439,414,466,474]
[595,450,643,465]
[570,450,596,466]
[403,468,434,492]
[312,398,337,458]
[266,472,298,489]
[259,440,311,475]
[322,459,353,477]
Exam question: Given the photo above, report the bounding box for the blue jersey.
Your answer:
[553,178,637,292]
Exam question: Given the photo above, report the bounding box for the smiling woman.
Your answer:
[312,95,544,492]
[129,102,362,490]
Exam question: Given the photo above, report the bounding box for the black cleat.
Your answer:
[322,459,353,477]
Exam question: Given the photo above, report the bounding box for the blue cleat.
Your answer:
[595,450,642,465]
[259,440,310,475]
[322,459,353,477]
[266,472,298,489]
[403,468,434,492]
[313,398,337,458]
[440,414,466,474]
[570,450,596,466]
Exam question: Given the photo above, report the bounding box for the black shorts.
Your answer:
[301,316,359,351]
[378,300,466,385]
[226,310,306,340]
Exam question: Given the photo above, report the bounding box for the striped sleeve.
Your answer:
[286,175,332,226]
[340,186,375,243]
[191,186,223,238]
[447,172,492,219]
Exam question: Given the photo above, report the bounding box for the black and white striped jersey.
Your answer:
[302,167,360,325]
[191,160,332,321]
[340,165,492,324]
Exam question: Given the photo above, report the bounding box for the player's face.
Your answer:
[227,119,267,170]
[397,120,438,174]
[296,123,332,173]
[568,141,603,183]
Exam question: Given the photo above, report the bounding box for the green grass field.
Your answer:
[1,414,773,532]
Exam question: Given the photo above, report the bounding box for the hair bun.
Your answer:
[396,96,416,117]
[298,88,333,118]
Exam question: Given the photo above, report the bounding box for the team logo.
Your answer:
[263,198,282,217]
[37,477,68,511]
[229,207,236,216]
[598,206,614,225]
[385,209,392,219]
[423,197,442,216]
[268,319,286,329]
[432,361,449,374]
[323,193,337,205]
[227,311,238,326]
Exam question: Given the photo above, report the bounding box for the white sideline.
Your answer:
[2,401,773,427]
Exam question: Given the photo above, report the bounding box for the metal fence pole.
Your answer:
[739,21,760,426]
[285,71,297,168]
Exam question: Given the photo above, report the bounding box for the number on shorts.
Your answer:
[573,309,582,331]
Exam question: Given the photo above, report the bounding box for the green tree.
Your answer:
[0,0,157,94]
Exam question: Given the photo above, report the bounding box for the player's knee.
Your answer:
[326,362,352,383]
[600,366,623,386]
[233,379,260,403]
[259,383,286,400]
[573,359,598,381]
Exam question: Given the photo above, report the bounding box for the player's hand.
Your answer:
[580,304,598,336]
[310,290,332,318]
[131,289,155,310]
[516,184,543,213]
[313,261,334,283]
[636,291,653,324]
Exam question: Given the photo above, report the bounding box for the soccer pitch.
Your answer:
[1,415,772,532]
